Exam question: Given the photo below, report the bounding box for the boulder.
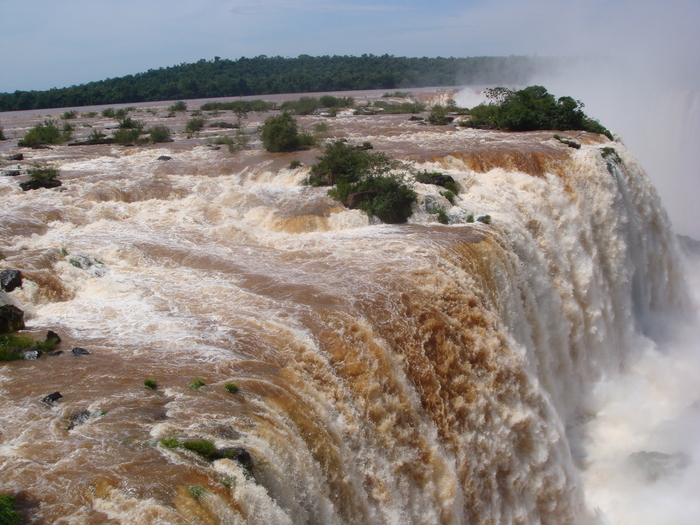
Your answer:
[45,330,61,344]
[19,178,62,191]
[157,155,172,161]
[6,153,23,161]
[2,170,20,177]
[41,392,62,405]
[72,347,91,356]
[0,270,23,292]
[67,409,92,430]
[22,350,42,360]
[345,190,379,210]
[0,305,25,333]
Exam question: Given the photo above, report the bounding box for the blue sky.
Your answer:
[1,0,697,93]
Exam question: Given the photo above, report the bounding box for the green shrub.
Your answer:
[601,147,622,163]
[29,166,59,183]
[466,214,475,223]
[118,117,144,130]
[87,129,106,143]
[18,120,69,147]
[213,131,248,152]
[441,190,456,204]
[168,101,187,112]
[307,139,392,186]
[182,439,218,461]
[188,485,208,500]
[101,108,116,118]
[82,111,98,118]
[0,494,20,525]
[329,175,417,224]
[189,378,206,390]
[224,382,239,394]
[428,105,452,125]
[60,110,77,120]
[112,128,142,146]
[160,437,179,449]
[383,91,413,98]
[209,121,237,129]
[280,96,321,115]
[0,335,34,362]
[372,101,425,114]
[144,377,157,390]
[319,95,354,108]
[114,108,129,119]
[436,209,449,224]
[200,100,276,113]
[289,160,302,169]
[260,112,313,152]
[148,125,172,143]
[184,117,206,137]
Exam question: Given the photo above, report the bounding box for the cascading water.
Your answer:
[0,100,695,524]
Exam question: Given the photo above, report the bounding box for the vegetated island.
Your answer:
[0,54,563,112]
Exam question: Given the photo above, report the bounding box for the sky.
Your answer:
[1,0,699,235]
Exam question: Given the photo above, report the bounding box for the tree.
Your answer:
[260,112,312,152]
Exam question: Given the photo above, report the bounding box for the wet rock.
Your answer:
[45,330,61,345]
[6,153,23,161]
[345,190,379,209]
[477,214,492,224]
[72,347,90,356]
[41,392,62,405]
[2,169,20,177]
[218,447,255,475]
[19,178,62,191]
[68,254,106,277]
[409,116,424,121]
[0,304,25,333]
[628,451,691,482]
[47,350,64,356]
[157,155,172,161]
[415,172,456,187]
[21,349,42,360]
[67,409,92,430]
[0,270,22,292]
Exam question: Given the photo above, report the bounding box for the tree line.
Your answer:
[0,55,558,112]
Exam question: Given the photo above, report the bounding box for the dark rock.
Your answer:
[19,178,62,191]
[409,116,425,121]
[3,170,21,177]
[345,190,379,209]
[68,254,106,277]
[477,214,492,224]
[415,172,456,187]
[6,153,23,161]
[47,350,64,356]
[67,409,92,430]
[157,155,172,161]
[72,347,90,356]
[0,270,22,292]
[0,304,25,333]
[628,451,691,482]
[218,447,255,475]
[41,392,63,405]
[45,330,61,345]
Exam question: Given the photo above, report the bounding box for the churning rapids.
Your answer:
[1,90,698,525]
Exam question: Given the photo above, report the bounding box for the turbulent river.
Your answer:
[1,92,698,524]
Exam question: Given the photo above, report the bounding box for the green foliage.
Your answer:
[0,335,33,362]
[118,117,144,130]
[86,129,106,143]
[112,128,142,146]
[289,160,302,169]
[82,111,98,118]
[261,112,313,152]
[436,209,449,224]
[372,100,425,113]
[319,95,354,108]
[182,439,218,461]
[307,139,392,186]
[224,382,239,394]
[60,110,77,120]
[188,485,208,500]
[168,101,187,112]
[553,134,581,149]
[329,175,417,223]
[466,214,475,223]
[148,125,172,143]
[189,378,206,390]
[0,56,554,112]
[280,96,321,115]
[428,105,452,125]
[383,91,413,98]
[184,117,206,136]
[62,122,75,133]
[101,108,116,118]
[0,494,20,525]
[601,147,622,163]
[29,166,59,183]
[144,377,158,390]
[18,120,69,147]
[199,100,276,112]
[441,190,456,204]
[213,131,249,152]
[160,437,180,449]
[209,121,237,129]
[464,86,613,138]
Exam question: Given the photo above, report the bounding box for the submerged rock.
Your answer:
[157,155,172,161]
[0,305,25,333]
[19,178,62,191]
[72,347,90,356]
[45,330,61,345]
[2,169,20,177]
[0,270,22,292]
[41,392,63,405]
[6,153,23,161]
[67,409,92,430]
[22,349,41,360]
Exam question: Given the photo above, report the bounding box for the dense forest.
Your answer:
[0,55,559,112]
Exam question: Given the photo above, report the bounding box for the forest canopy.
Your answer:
[0,55,558,112]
